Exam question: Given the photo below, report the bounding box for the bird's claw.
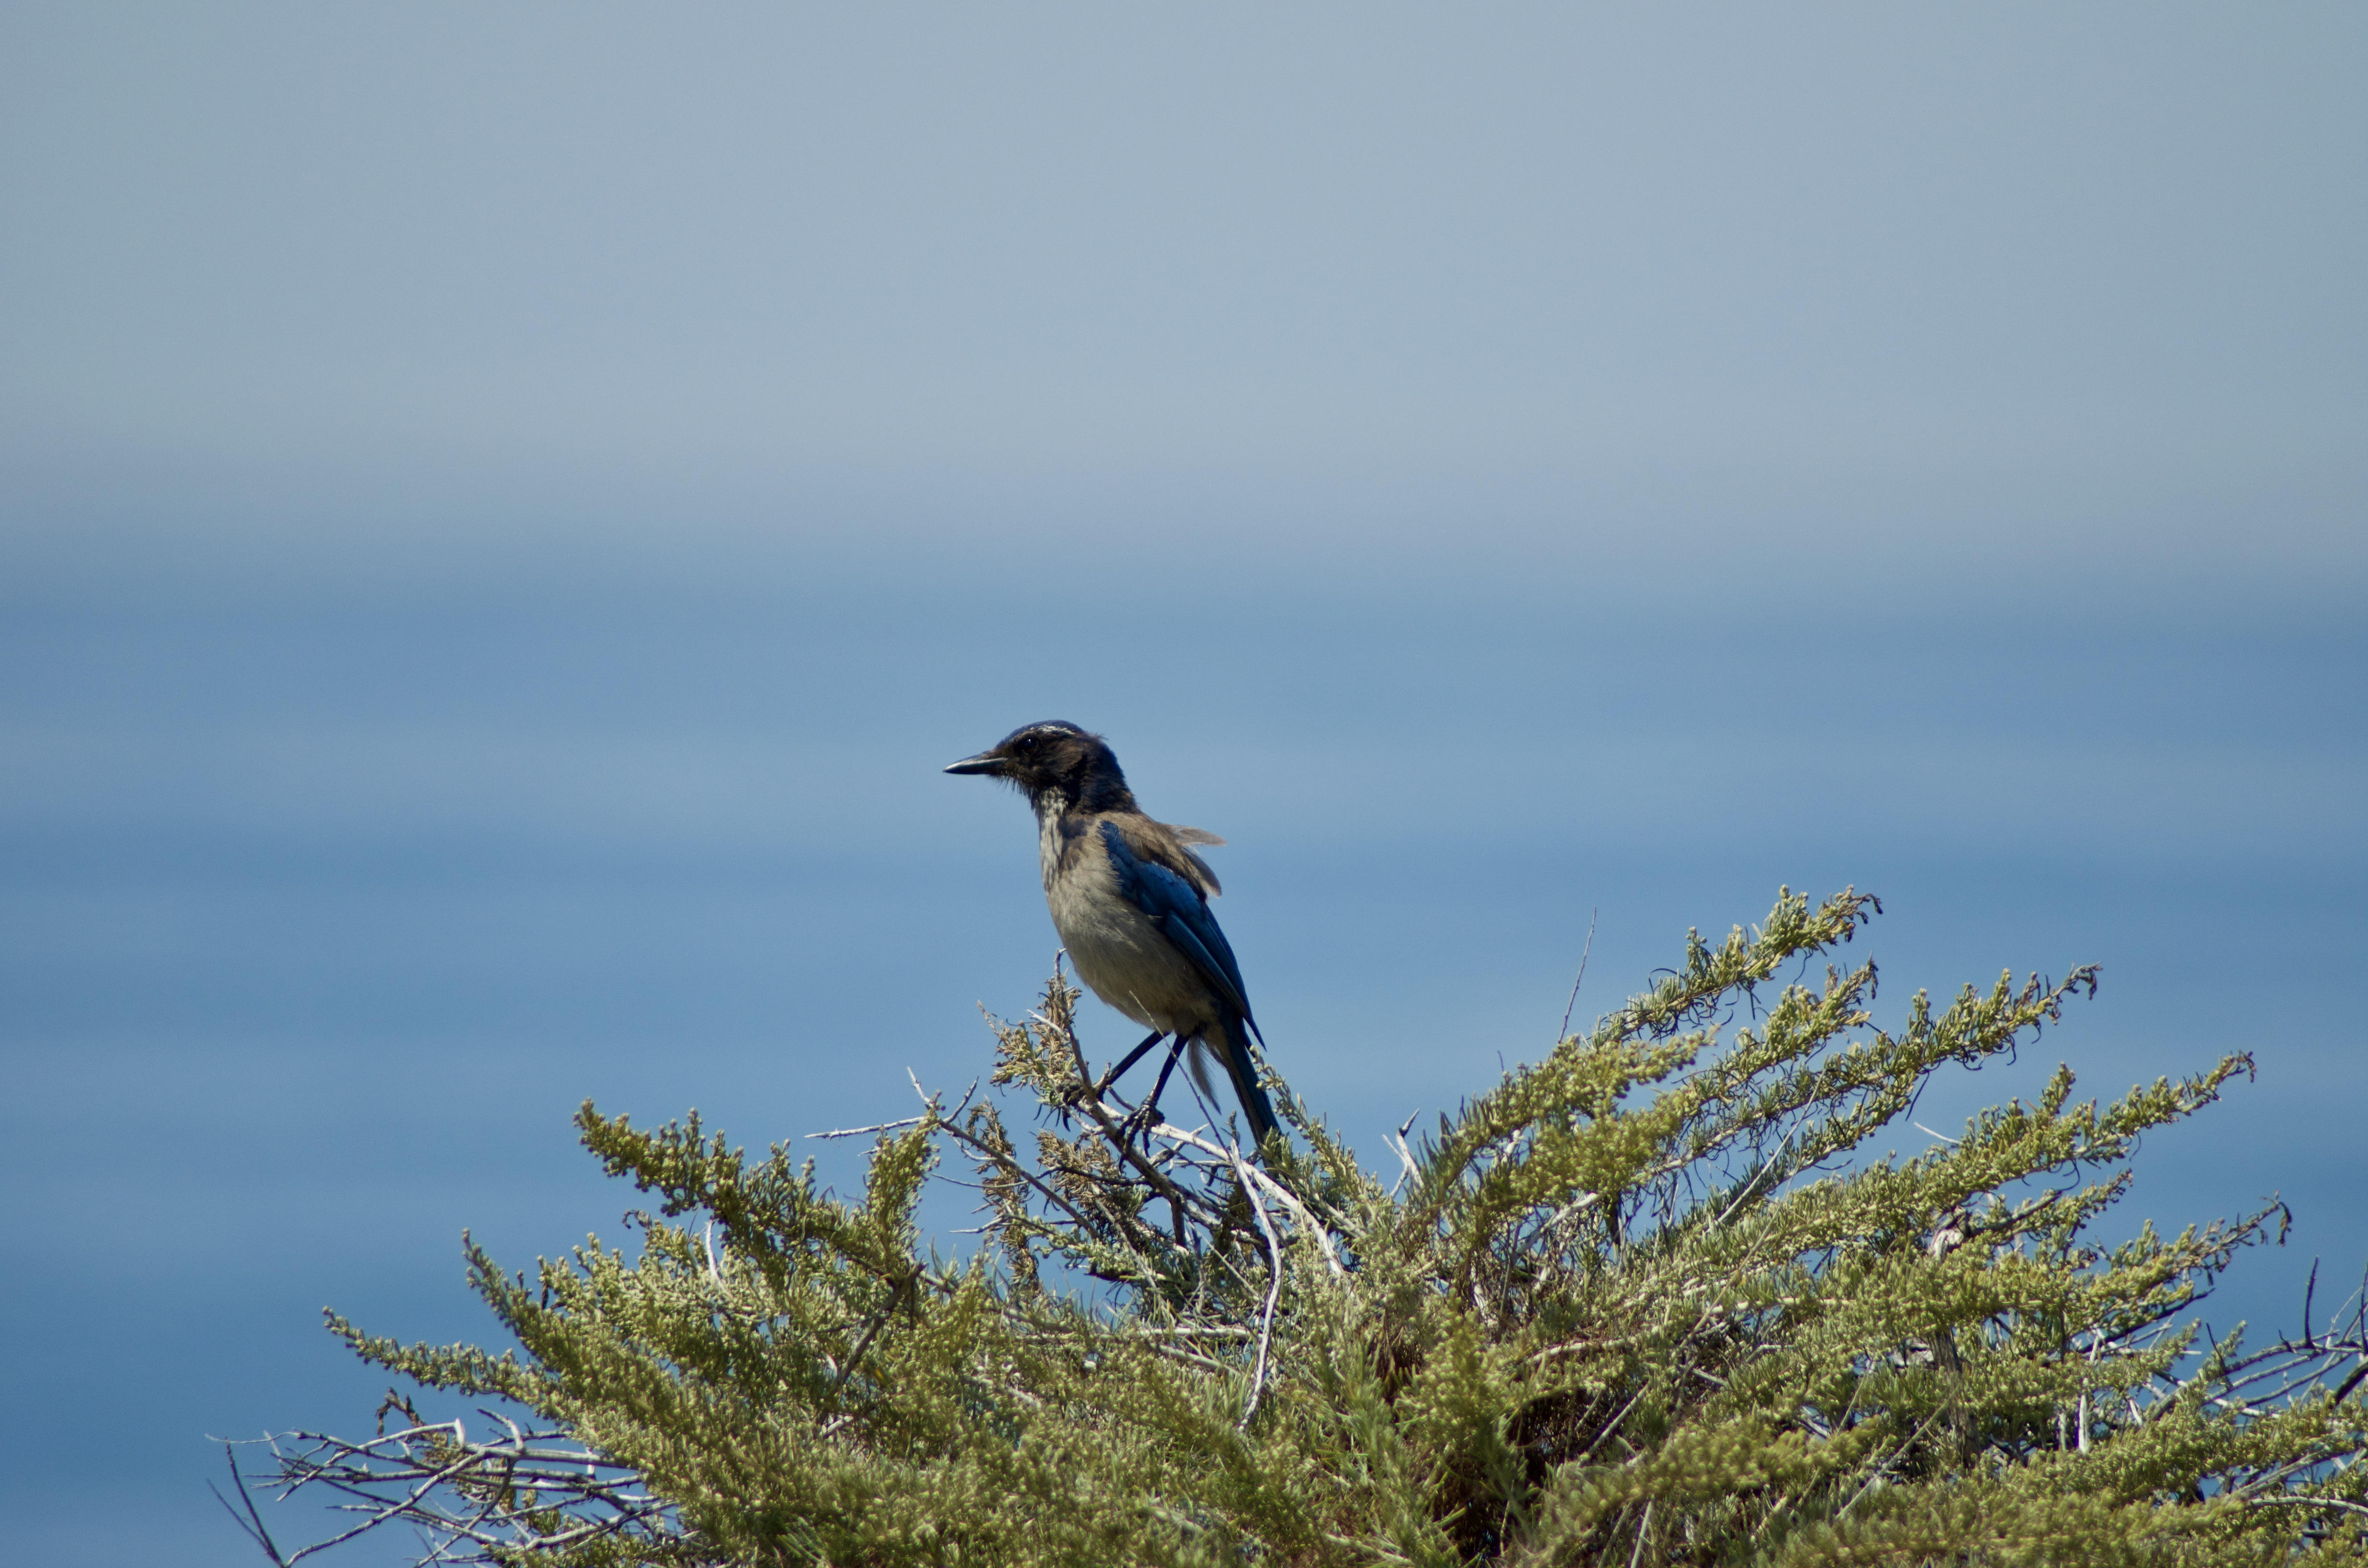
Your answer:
[1118,1097,1164,1140]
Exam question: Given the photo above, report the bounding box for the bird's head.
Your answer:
[945,721,1135,812]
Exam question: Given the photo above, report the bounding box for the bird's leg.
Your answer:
[1135,1041,1186,1135]
[1094,1030,1170,1098]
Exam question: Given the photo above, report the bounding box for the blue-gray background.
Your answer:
[2,6,2362,1563]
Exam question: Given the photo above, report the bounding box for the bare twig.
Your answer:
[1389,1109,1422,1199]
[807,1116,926,1140]
[208,1443,290,1568]
[937,1117,1100,1235]
[1559,906,1599,1041]
[2245,1495,2368,1519]
[1228,1139,1286,1429]
[1147,1119,1345,1277]
[228,1418,673,1565]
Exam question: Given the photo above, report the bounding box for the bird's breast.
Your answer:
[1041,822,1213,1034]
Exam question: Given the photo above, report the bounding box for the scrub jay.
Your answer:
[946,722,1280,1151]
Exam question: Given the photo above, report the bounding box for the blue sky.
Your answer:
[2,6,2363,1564]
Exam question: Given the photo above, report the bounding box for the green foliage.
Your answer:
[242,889,2368,1565]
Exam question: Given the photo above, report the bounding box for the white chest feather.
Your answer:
[1036,800,1071,894]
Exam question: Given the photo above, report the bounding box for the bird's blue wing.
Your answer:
[1098,821,1255,1024]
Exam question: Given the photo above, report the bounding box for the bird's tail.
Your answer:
[1195,1011,1280,1155]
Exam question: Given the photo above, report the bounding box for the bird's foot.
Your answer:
[1118,1095,1167,1141]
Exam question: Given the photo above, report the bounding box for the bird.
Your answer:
[945,721,1281,1152]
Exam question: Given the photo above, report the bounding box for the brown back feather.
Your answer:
[1107,817,1226,898]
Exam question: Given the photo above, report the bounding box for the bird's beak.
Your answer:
[944,749,1008,776]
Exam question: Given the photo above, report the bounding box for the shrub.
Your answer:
[227,889,2368,1565]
